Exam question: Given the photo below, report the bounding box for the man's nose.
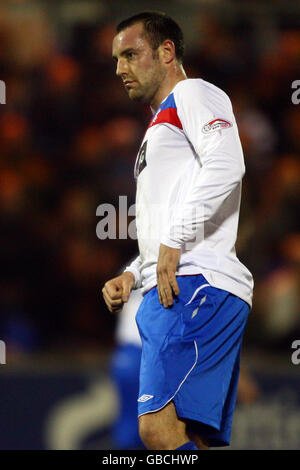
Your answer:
[116,58,128,77]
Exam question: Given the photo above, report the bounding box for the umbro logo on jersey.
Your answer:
[138,394,154,402]
[202,118,232,134]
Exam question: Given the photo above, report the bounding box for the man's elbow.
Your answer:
[231,160,245,182]
[239,162,246,179]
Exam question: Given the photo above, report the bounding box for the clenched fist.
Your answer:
[102,271,135,313]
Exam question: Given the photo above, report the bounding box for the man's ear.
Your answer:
[159,39,176,64]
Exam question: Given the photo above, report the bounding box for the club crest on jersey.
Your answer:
[202,118,232,134]
[135,140,147,177]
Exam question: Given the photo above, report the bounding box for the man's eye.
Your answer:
[127,52,135,59]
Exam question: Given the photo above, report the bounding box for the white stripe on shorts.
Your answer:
[184,284,210,306]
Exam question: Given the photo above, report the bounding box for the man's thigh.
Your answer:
[139,401,209,449]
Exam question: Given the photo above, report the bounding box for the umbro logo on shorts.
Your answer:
[138,394,154,402]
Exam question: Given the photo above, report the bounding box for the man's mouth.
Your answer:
[124,80,136,88]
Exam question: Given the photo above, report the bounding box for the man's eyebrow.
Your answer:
[112,47,136,61]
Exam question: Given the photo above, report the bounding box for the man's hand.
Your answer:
[157,243,180,308]
[102,272,135,313]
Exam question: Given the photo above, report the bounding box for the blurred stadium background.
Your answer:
[0,0,299,450]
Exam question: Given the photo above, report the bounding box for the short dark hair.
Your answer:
[116,11,185,63]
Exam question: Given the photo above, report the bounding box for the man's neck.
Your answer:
[150,69,187,111]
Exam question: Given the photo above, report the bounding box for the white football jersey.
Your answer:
[115,288,142,346]
[125,78,254,307]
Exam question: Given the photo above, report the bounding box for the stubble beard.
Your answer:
[127,84,148,102]
[128,56,166,105]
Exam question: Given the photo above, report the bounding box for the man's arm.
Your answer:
[161,82,245,248]
[157,81,245,307]
[102,255,142,312]
[102,271,135,313]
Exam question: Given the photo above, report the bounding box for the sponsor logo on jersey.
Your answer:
[138,394,154,402]
[202,118,232,134]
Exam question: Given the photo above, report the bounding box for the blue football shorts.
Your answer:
[135,274,250,447]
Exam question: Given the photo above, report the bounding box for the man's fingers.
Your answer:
[102,289,113,312]
[157,273,166,307]
[158,283,167,307]
[158,288,162,305]
[102,273,135,313]
[158,270,174,307]
[169,272,180,296]
[102,285,121,304]
[103,291,122,310]
[159,285,168,308]
[102,286,123,312]
[157,269,180,308]
[104,282,122,300]
[121,281,131,302]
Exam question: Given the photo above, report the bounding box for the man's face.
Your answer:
[112,22,166,103]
